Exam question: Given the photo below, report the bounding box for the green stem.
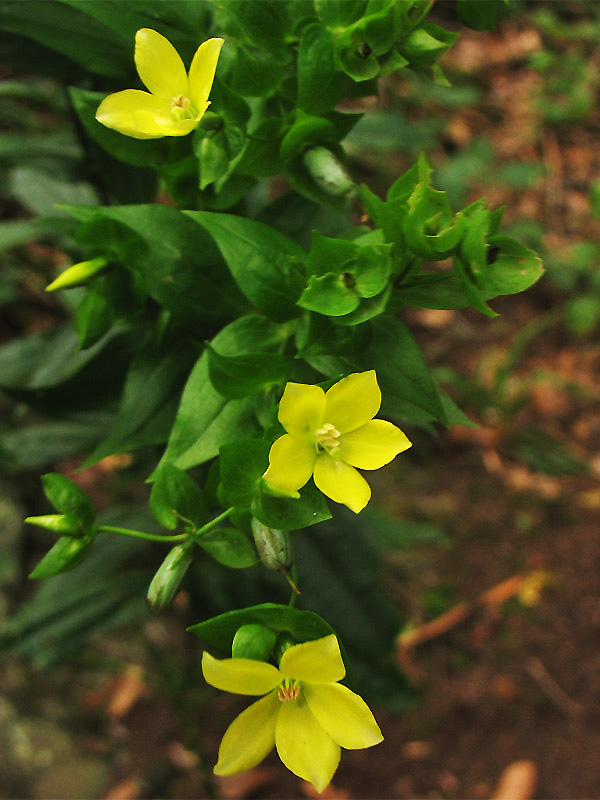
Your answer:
[98,525,188,543]
[195,507,234,537]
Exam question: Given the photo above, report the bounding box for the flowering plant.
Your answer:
[1,0,543,793]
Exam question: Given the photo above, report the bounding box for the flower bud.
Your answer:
[232,623,277,661]
[147,544,193,612]
[25,514,82,536]
[46,256,109,292]
[251,518,293,572]
[303,146,354,197]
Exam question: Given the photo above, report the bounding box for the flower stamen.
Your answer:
[277,680,301,703]
[314,422,341,454]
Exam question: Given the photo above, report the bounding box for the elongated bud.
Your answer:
[251,518,293,572]
[303,146,354,197]
[232,623,277,661]
[147,544,193,612]
[46,256,109,292]
[25,514,82,536]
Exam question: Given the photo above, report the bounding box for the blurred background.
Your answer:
[1,1,600,798]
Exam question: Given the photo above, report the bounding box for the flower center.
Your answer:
[277,680,301,703]
[314,422,341,455]
[170,94,195,120]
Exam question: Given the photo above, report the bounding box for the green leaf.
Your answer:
[481,235,544,295]
[298,273,361,316]
[84,339,197,466]
[0,0,131,76]
[65,204,246,326]
[206,344,288,399]
[315,0,366,28]
[74,284,115,350]
[219,439,270,507]
[159,315,284,471]
[29,534,94,580]
[41,473,95,530]
[457,0,498,31]
[401,22,459,70]
[251,481,332,531]
[297,23,354,115]
[308,316,447,424]
[187,211,305,321]
[198,528,258,569]
[150,463,208,531]
[188,603,338,655]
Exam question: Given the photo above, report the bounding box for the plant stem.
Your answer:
[195,507,234,537]
[98,525,188,543]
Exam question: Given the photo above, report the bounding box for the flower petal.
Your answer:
[303,683,384,750]
[214,692,279,775]
[279,635,345,684]
[278,382,326,439]
[135,28,188,100]
[324,371,381,433]
[202,652,281,695]
[96,89,197,139]
[276,697,340,793]
[188,37,224,114]
[313,455,371,514]
[262,434,317,497]
[339,419,412,470]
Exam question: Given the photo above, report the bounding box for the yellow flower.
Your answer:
[262,370,411,513]
[202,634,383,793]
[96,28,223,139]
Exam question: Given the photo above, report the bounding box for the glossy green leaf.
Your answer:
[298,272,361,316]
[219,439,271,507]
[457,0,499,31]
[187,211,305,321]
[188,603,337,655]
[29,534,94,580]
[84,339,197,466]
[198,528,258,568]
[480,235,544,295]
[158,315,284,471]
[297,23,353,115]
[74,285,115,350]
[251,481,332,531]
[150,463,208,531]
[206,344,288,399]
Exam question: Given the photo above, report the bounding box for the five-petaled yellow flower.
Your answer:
[202,634,383,793]
[262,370,411,513]
[96,28,223,139]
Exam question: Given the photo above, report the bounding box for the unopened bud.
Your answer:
[46,256,109,291]
[147,544,193,612]
[25,514,82,536]
[251,518,293,572]
[303,146,354,197]
[232,623,277,661]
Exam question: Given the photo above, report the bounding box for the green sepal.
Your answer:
[147,544,193,612]
[41,473,95,531]
[401,21,459,71]
[232,623,278,661]
[150,463,208,531]
[29,534,95,580]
